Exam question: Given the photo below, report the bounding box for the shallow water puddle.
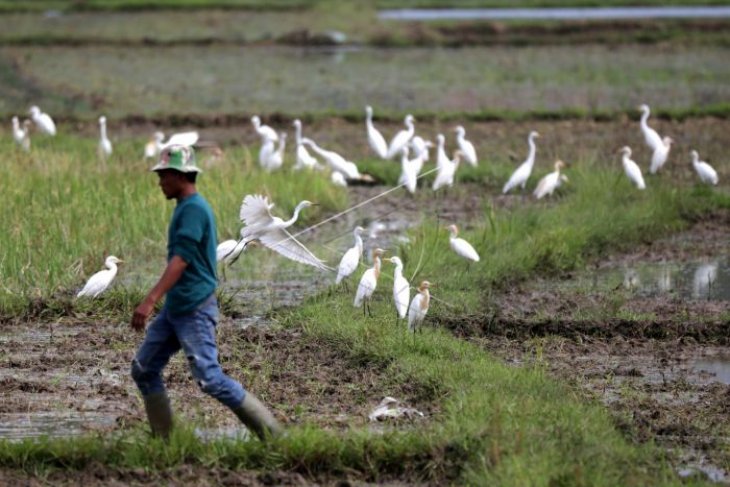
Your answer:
[0,413,117,440]
[691,354,730,385]
[554,259,730,301]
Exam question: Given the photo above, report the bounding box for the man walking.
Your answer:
[130,145,282,440]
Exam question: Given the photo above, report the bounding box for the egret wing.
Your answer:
[163,131,199,148]
[259,228,332,271]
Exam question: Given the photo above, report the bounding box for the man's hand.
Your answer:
[131,299,155,331]
[130,256,188,332]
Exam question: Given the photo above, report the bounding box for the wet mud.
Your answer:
[0,318,434,440]
[447,218,730,482]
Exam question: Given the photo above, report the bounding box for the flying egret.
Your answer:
[649,136,673,174]
[503,131,540,194]
[454,126,477,167]
[365,105,388,159]
[76,256,123,298]
[534,160,567,199]
[251,115,278,142]
[691,150,718,185]
[447,224,480,262]
[386,114,415,160]
[354,248,385,316]
[239,194,331,271]
[432,150,464,191]
[12,117,30,151]
[28,105,56,136]
[619,146,646,190]
[301,138,361,180]
[261,132,286,172]
[638,104,662,152]
[385,256,409,320]
[408,281,431,333]
[410,135,433,162]
[336,226,365,287]
[98,116,112,160]
[144,131,199,159]
[293,119,321,170]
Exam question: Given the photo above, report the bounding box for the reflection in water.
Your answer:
[692,262,718,299]
[657,263,672,293]
[623,268,640,290]
[692,356,730,385]
[582,259,730,301]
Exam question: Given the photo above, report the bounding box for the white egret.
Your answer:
[261,132,286,172]
[534,160,567,199]
[293,119,321,170]
[336,226,365,286]
[398,146,425,194]
[28,105,56,136]
[144,131,199,159]
[216,237,255,281]
[410,136,433,162]
[386,114,415,160]
[331,170,348,187]
[354,248,385,316]
[619,146,646,190]
[365,105,388,159]
[649,136,673,174]
[301,138,361,180]
[447,224,480,262]
[76,256,123,298]
[251,115,278,142]
[502,131,540,194]
[691,150,718,185]
[638,104,662,152]
[407,281,431,333]
[454,126,477,167]
[239,194,331,271]
[385,256,409,320]
[435,133,449,171]
[432,150,464,191]
[98,116,112,160]
[12,117,30,151]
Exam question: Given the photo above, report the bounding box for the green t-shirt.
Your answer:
[165,192,218,315]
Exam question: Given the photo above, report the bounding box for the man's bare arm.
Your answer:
[131,255,188,331]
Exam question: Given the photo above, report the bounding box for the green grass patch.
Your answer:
[0,135,346,316]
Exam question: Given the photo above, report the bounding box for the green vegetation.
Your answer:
[0,136,346,315]
[2,44,729,120]
[1,137,726,484]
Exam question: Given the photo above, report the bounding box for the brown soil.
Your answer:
[0,318,435,440]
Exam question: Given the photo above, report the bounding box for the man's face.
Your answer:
[156,169,184,199]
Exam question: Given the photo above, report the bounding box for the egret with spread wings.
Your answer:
[239,194,332,271]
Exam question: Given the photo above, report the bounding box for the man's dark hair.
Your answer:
[184,172,198,183]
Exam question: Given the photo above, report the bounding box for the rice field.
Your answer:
[2,4,730,485]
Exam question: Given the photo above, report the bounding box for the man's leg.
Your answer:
[131,307,181,438]
[174,297,282,440]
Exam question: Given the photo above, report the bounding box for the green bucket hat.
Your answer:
[151,145,201,173]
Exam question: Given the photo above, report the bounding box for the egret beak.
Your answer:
[383,258,393,263]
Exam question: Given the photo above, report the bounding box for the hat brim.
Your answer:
[150,163,202,173]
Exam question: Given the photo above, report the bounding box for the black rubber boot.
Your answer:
[232,393,283,441]
[143,392,173,439]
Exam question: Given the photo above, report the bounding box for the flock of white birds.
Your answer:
[12,102,721,332]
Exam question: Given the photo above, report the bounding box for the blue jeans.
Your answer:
[131,295,246,410]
